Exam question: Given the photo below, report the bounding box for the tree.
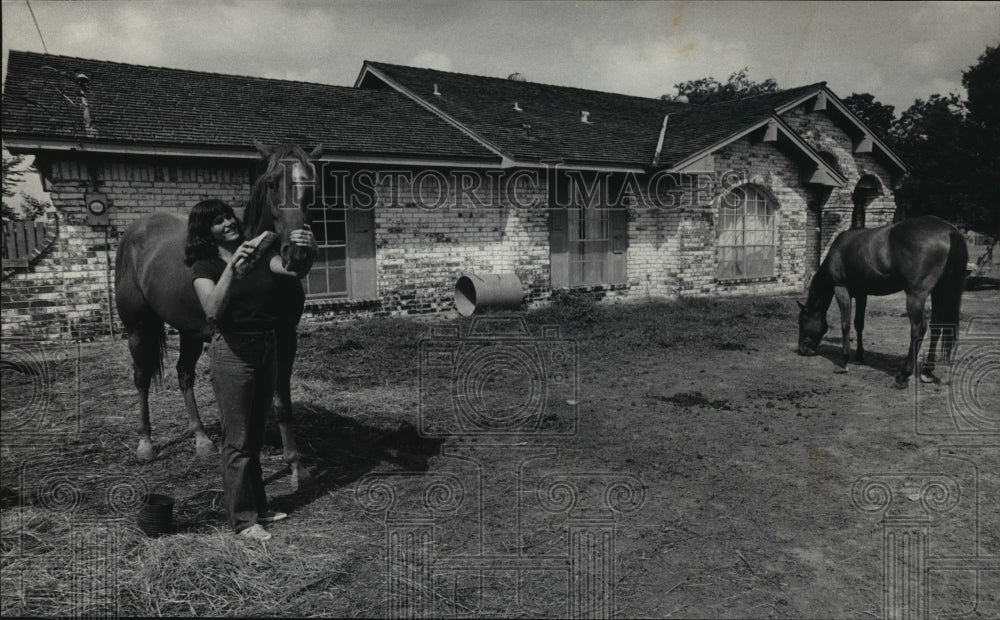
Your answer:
[889,43,1000,240]
[662,67,779,105]
[2,149,51,221]
[2,150,28,217]
[890,93,973,225]
[960,44,1000,240]
[842,93,895,141]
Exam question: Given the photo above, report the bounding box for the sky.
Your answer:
[2,0,999,197]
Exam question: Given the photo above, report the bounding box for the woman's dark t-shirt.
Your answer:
[191,254,280,332]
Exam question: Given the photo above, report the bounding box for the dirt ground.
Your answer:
[1,289,997,617]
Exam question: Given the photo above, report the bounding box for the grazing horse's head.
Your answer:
[245,142,323,274]
[796,300,827,356]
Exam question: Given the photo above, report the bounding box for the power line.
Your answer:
[26,0,49,54]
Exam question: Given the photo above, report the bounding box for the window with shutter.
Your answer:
[307,169,377,299]
[549,171,628,288]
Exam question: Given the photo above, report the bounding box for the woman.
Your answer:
[185,199,314,541]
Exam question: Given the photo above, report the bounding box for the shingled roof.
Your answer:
[358,61,847,171]
[4,51,904,178]
[2,51,498,162]
[358,61,690,168]
[651,83,828,167]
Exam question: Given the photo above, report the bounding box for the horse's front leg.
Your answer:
[178,333,214,456]
[896,293,929,388]
[834,286,852,372]
[275,331,313,492]
[854,294,867,364]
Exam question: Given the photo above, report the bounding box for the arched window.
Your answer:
[852,175,880,229]
[718,185,776,279]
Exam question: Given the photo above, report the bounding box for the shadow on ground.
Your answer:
[262,403,445,514]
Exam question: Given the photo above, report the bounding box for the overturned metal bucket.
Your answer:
[454,273,524,316]
[137,493,175,537]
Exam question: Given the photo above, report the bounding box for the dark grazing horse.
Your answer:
[797,215,968,388]
[114,142,321,488]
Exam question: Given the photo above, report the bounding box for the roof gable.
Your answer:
[654,83,827,168]
[357,61,861,184]
[775,89,907,177]
[358,61,687,169]
[2,51,498,162]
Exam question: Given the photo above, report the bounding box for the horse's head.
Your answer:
[796,300,827,356]
[247,142,323,273]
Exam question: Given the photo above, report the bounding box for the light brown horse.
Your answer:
[114,143,321,489]
[797,215,968,388]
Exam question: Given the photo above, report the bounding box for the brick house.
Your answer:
[2,51,906,340]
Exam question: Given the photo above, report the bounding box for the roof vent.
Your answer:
[580,110,591,123]
[433,83,441,96]
[508,73,526,81]
[513,102,523,112]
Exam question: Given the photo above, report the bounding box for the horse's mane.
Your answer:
[243,143,314,237]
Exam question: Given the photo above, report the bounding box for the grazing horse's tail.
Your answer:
[930,228,968,358]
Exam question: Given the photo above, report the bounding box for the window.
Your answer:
[305,169,378,301]
[718,185,776,279]
[548,172,628,288]
[568,207,610,285]
[852,176,879,229]
[305,206,348,297]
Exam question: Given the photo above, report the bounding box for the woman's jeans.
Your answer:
[211,330,277,533]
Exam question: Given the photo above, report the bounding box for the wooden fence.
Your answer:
[2,219,56,268]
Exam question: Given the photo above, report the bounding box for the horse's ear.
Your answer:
[796,300,806,311]
[309,145,323,160]
[252,141,270,157]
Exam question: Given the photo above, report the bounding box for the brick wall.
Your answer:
[2,122,901,340]
[2,155,251,340]
[624,135,814,300]
[781,103,898,253]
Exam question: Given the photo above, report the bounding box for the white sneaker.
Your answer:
[239,524,272,541]
[258,511,288,524]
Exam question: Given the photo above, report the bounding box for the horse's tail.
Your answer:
[930,228,968,354]
[114,219,167,385]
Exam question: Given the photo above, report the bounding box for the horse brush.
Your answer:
[233,230,278,277]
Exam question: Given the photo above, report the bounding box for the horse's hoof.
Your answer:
[195,436,216,457]
[137,440,155,462]
[919,373,939,385]
[894,379,909,390]
[833,365,848,374]
[290,465,315,493]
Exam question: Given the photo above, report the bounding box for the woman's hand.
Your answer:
[230,240,257,269]
[288,228,315,249]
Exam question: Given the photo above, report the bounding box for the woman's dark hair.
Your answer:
[184,199,243,266]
